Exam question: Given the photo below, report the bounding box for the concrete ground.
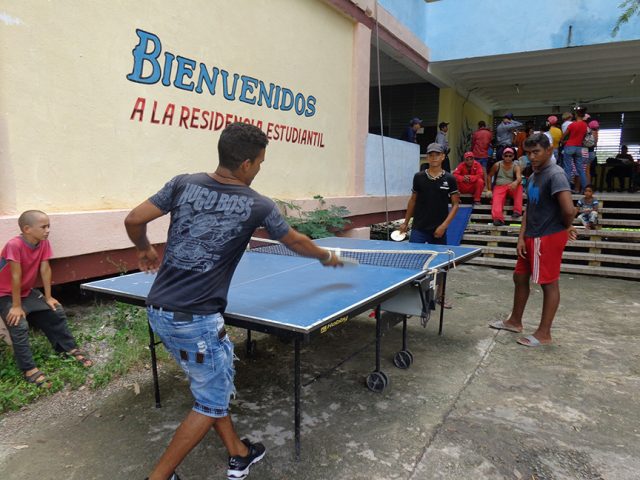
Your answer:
[1,265,638,479]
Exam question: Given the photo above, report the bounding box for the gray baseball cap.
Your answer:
[427,143,444,153]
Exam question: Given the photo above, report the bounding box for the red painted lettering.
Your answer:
[162,103,175,125]
[130,97,146,121]
[190,107,201,129]
[179,106,190,129]
[150,100,160,124]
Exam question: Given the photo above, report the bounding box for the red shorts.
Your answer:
[514,229,568,284]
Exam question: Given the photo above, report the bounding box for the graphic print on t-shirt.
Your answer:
[164,183,256,272]
[528,183,540,205]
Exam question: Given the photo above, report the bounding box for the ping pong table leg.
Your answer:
[375,306,382,373]
[294,337,301,460]
[245,329,257,357]
[365,306,388,392]
[438,271,448,336]
[148,322,161,408]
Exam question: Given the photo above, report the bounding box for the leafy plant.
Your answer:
[0,302,169,413]
[612,0,640,36]
[275,195,350,239]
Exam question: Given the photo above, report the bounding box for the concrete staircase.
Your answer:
[460,192,640,280]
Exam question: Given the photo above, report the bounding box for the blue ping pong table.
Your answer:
[81,237,480,456]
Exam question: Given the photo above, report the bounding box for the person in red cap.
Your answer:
[487,147,523,226]
[453,152,485,204]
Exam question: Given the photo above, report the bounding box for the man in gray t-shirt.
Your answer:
[489,133,576,348]
[125,122,343,480]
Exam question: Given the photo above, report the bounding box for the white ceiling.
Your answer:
[372,39,640,115]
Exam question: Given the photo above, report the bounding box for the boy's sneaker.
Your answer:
[227,439,266,479]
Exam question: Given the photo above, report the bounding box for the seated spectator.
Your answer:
[576,185,599,229]
[606,145,636,192]
[453,151,485,204]
[487,147,523,226]
[0,210,92,388]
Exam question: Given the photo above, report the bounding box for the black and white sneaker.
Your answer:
[227,439,266,479]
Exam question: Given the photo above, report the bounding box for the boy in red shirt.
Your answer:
[0,210,92,387]
[453,151,485,204]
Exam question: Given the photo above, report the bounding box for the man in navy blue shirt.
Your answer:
[401,117,423,144]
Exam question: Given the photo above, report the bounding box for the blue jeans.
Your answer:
[147,307,235,417]
[409,228,447,245]
[563,146,588,191]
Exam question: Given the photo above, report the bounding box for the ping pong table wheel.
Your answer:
[393,350,414,369]
[366,371,388,393]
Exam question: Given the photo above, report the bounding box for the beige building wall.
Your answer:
[1,0,356,216]
[0,0,429,269]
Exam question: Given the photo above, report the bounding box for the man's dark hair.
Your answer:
[524,132,551,150]
[218,122,269,170]
[584,184,594,191]
[478,120,486,128]
[18,210,47,229]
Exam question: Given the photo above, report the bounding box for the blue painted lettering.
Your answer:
[174,56,196,91]
[257,82,275,107]
[195,65,219,95]
[126,30,318,117]
[294,93,305,115]
[220,70,239,100]
[126,29,163,85]
[305,96,316,117]
[239,76,259,105]
[161,52,175,86]
[279,88,294,111]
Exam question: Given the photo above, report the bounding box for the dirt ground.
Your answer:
[1,265,638,479]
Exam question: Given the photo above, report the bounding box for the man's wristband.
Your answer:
[320,250,332,264]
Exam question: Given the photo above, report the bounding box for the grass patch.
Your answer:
[0,302,168,414]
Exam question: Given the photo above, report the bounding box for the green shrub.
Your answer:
[275,195,350,239]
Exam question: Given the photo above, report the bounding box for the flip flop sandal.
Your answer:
[488,319,522,333]
[516,335,550,347]
[24,369,50,388]
[67,349,93,368]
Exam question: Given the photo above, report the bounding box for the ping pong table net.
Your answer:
[248,237,455,271]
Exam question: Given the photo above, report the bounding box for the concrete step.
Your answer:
[462,234,640,251]
[469,213,640,227]
[461,192,640,203]
[465,223,640,240]
[468,204,640,215]
[465,245,640,265]
[467,256,640,280]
